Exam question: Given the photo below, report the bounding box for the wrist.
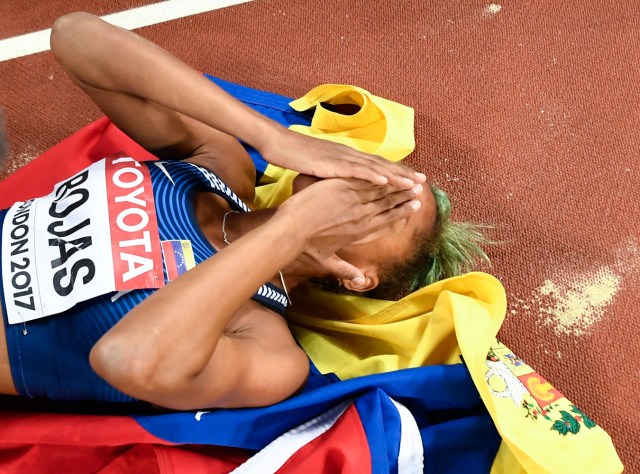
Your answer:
[271,204,309,250]
[252,120,289,162]
[245,114,285,155]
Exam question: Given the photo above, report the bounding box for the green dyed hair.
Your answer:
[313,184,491,300]
[363,183,492,300]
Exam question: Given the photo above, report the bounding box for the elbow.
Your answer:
[90,334,160,399]
[50,12,98,64]
[90,333,205,406]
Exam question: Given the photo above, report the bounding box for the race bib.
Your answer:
[2,156,164,324]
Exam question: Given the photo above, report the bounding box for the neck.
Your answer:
[279,270,310,292]
[222,207,316,291]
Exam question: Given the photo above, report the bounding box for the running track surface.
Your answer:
[1,1,639,471]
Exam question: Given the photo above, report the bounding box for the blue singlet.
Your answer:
[0,160,288,402]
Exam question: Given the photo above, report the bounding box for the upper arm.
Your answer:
[196,331,310,409]
[51,13,213,159]
[94,314,310,411]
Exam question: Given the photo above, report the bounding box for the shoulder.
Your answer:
[184,141,257,207]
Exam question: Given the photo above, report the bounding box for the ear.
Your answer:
[341,271,379,292]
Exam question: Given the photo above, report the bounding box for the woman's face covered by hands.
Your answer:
[291,173,437,293]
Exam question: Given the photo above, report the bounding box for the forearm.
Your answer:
[91,210,303,391]
[50,12,279,150]
[91,176,420,404]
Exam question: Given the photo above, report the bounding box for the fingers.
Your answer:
[363,199,422,234]
[355,182,423,210]
[374,184,423,211]
[342,149,427,188]
[320,254,365,283]
[270,128,426,187]
[289,176,423,250]
[337,185,421,241]
[344,176,419,197]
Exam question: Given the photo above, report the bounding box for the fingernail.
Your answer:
[352,276,365,285]
[377,175,389,184]
[412,184,423,194]
[410,200,422,211]
[414,172,427,182]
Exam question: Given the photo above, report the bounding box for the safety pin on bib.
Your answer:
[18,312,27,336]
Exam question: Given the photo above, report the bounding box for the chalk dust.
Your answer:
[484,4,502,15]
[536,268,620,336]
[614,238,640,275]
[507,238,640,339]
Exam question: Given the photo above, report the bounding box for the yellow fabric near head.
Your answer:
[255,85,623,473]
[254,168,298,209]
[286,273,504,378]
[288,84,415,161]
[288,277,622,474]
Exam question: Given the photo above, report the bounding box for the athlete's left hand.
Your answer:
[258,126,426,188]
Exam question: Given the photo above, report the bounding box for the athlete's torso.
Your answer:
[0,157,288,401]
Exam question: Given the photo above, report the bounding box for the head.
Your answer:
[296,175,491,300]
[357,184,491,299]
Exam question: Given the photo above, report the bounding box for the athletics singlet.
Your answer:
[0,158,288,402]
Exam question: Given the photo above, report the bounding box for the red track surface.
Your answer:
[1,1,639,471]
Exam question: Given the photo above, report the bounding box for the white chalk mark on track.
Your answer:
[0,0,254,62]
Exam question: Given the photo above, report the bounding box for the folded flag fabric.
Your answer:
[0,362,499,473]
[289,84,415,162]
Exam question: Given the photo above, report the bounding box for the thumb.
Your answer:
[322,254,365,284]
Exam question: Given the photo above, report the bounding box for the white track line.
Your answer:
[0,0,254,62]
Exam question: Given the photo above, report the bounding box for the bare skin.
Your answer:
[0,13,432,409]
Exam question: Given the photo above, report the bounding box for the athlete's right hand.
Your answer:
[276,177,423,282]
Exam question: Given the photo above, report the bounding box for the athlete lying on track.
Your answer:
[0,13,486,410]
